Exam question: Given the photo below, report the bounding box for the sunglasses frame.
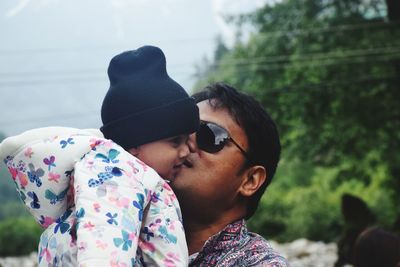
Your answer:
[197,121,253,162]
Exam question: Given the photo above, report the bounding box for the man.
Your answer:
[170,83,289,266]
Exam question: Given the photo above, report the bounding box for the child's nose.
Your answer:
[179,142,190,158]
[186,133,197,153]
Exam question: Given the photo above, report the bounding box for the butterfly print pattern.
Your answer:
[1,128,187,266]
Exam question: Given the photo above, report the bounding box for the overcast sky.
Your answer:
[0,0,268,136]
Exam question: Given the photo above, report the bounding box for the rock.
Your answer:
[269,239,352,267]
[0,240,353,267]
[0,252,37,267]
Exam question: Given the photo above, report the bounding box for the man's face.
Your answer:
[170,100,249,222]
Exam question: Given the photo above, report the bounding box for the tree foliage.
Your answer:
[195,0,400,241]
[0,218,42,256]
[0,159,28,220]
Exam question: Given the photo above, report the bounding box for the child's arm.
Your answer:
[73,141,188,266]
[73,140,147,266]
[139,179,189,266]
[0,127,103,228]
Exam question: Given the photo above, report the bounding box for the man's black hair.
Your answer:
[192,82,281,219]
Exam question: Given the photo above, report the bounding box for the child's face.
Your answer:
[128,134,190,181]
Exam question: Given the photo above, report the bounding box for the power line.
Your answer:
[0,54,398,87]
[213,46,400,66]
[263,75,399,95]
[0,37,214,56]
[0,76,107,87]
[0,45,399,82]
[199,55,399,77]
[0,111,100,127]
[253,20,400,38]
[0,75,397,127]
[0,68,105,77]
[0,76,399,129]
[0,21,398,56]
[247,53,400,71]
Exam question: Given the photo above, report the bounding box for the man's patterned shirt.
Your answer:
[189,219,289,267]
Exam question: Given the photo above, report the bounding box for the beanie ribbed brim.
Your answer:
[100,97,199,149]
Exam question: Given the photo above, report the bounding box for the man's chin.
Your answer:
[175,165,192,178]
[169,168,188,187]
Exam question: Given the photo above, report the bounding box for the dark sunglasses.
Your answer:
[196,121,252,161]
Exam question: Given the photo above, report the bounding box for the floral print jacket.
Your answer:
[0,127,188,267]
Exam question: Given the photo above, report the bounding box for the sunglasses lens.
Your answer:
[197,123,229,153]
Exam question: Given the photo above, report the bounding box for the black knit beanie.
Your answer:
[100,45,199,149]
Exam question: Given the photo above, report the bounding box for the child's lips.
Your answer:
[171,163,184,176]
[174,163,184,169]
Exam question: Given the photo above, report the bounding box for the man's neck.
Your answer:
[185,221,219,255]
[184,215,243,255]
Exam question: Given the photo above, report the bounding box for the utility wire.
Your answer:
[213,46,400,66]
[0,46,399,83]
[264,76,399,95]
[0,75,397,126]
[2,51,398,87]
[0,38,213,55]
[0,111,100,127]
[0,21,398,56]
[0,76,107,87]
[0,68,105,77]
[253,20,400,38]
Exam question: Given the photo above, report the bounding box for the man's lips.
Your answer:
[183,159,193,168]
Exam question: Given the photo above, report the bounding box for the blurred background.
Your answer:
[1,0,399,266]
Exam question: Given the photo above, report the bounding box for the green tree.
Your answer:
[195,0,400,241]
[0,218,42,256]
[0,132,29,219]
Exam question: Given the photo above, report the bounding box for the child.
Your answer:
[0,45,199,266]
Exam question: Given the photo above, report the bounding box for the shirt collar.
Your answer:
[199,219,248,254]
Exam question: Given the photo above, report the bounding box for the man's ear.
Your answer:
[239,165,267,197]
[128,147,140,156]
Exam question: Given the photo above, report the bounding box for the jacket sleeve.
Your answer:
[73,140,188,266]
[0,127,103,228]
[138,179,189,266]
[73,140,154,266]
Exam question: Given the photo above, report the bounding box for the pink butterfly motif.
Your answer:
[96,240,108,250]
[89,138,103,150]
[48,172,61,183]
[129,232,138,242]
[119,197,130,208]
[8,167,18,180]
[85,160,95,170]
[168,221,176,231]
[93,203,101,212]
[43,156,56,171]
[18,172,29,188]
[110,251,128,267]
[39,216,55,228]
[103,140,114,148]
[127,161,139,175]
[78,242,87,252]
[24,147,33,158]
[40,247,51,263]
[140,239,155,253]
[8,167,28,187]
[83,221,95,231]
[109,196,129,208]
[164,252,180,267]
